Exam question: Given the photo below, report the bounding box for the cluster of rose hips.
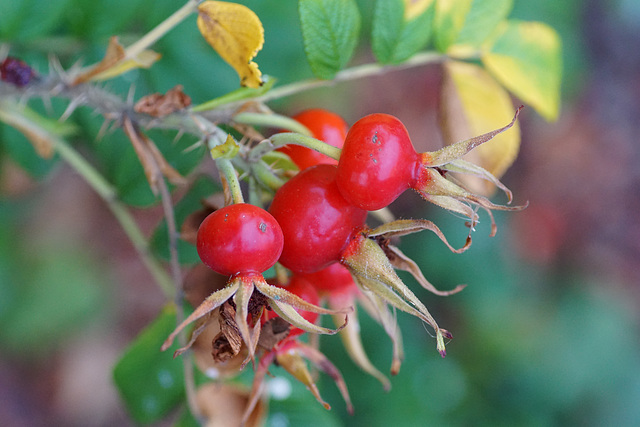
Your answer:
[161,107,523,416]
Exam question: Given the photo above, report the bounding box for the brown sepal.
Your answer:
[134,84,191,117]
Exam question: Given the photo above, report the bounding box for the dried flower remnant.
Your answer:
[1,57,37,87]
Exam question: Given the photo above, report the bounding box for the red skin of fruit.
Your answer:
[196,203,284,276]
[336,113,423,211]
[268,164,367,273]
[265,275,320,338]
[298,262,357,295]
[277,109,348,170]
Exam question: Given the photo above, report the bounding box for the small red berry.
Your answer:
[336,113,420,211]
[277,109,348,170]
[268,164,367,273]
[197,203,284,276]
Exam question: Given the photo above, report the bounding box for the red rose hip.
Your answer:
[197,203,284,276]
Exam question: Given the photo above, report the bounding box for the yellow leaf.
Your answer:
[197,1,264,88]
[72,37,161,85]
[91,49,161,82]
[440,60,520,195]
[482,21,562,121]
[404,0,434,20]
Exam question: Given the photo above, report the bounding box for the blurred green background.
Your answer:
[2,0,640,426]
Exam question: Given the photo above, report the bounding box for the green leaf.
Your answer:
[0,239,107,357]
[434,0,512,53]
[371,0,435,64]
[482,20,562,121]
[299,0,361,79]
[113,305,186,424]
[150,176,220,264]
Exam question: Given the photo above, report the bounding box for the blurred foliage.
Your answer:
[1,0,639,426]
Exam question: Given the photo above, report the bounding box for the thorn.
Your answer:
[59,95,85,122]
[127,83,136,106]
[173,128,185,144]
[182,139,204,153]
[97,119,113,141]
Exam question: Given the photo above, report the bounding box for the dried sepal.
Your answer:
[233,277,258,360]
[343,234,450,356]
[293,342,354,415]
[357,290,404,375]
[133,84,191,117]
[368,218,471,254]
[330,308,391,391]
[161,279,241,352]
[242,351,276,426]
[257,317,291,351]
[383,244,466,296]
[213,301,244,362]
[424,106,523,167]
[417,167,527,236]
[269,299,347,336]
[254,279,350,316]
[122,115,187,194]
[190,308,248,379]
[196,383,266,427]
[444,158,513,202]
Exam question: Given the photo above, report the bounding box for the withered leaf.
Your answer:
[73,36,160,85]
[213,302,243,362]
[197,1,265,88]
[122,116,187,194]
[257,317,290,351]
[134,85,192,117]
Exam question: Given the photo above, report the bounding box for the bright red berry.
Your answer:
[336,113,421,211]
[298,263,357,296]
[277,109,348,170]
[197,203,284,276]
[268,164,367,273]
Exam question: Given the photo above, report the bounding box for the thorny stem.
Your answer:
[230,51,444,107]
[233,112,312,136]
[0,102,175,298]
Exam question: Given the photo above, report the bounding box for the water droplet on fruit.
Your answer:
[259,222,267,232]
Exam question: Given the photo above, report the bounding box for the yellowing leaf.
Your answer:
[92,49,161,82]
[482,20,562,121]
[73,37,161,85]
[197,1,264,88]
[440,60,520,195]
[404,0,434,20]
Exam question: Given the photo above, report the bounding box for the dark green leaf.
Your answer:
[150,175,220,264]
[299,0,361,79]
[113,305,186,424]
[372,0,435,64]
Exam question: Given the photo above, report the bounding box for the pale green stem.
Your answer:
[233,112,312,136]
[125,0,201,59]
[216,158,244,204]
[252,160,286,191]
[242,51,444,106]
[269,133,341,161]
